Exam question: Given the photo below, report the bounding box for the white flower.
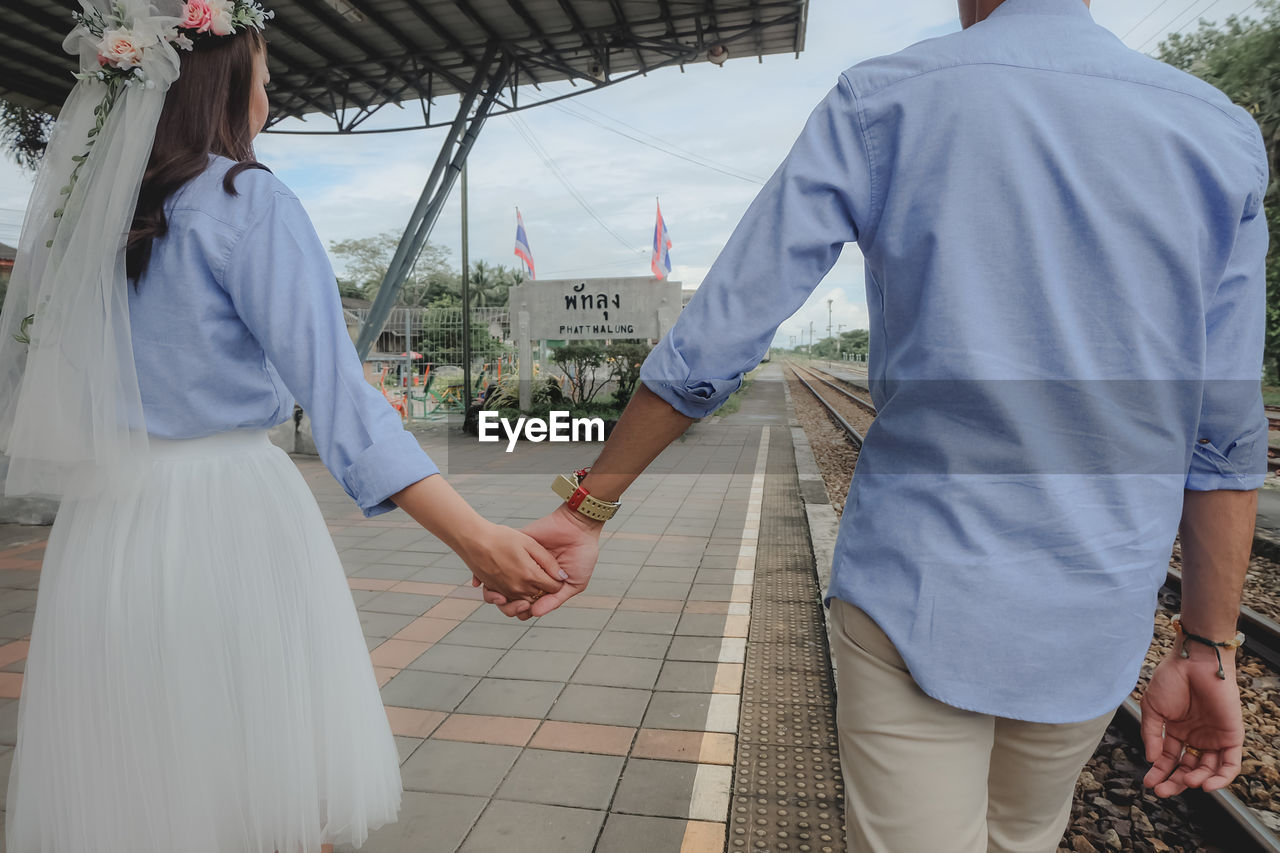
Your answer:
[170,31,193,50]
[206,0,235,35]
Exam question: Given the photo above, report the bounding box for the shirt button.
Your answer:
[1197,438,1210,444]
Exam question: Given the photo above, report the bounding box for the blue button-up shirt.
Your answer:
[129,155,439,516]
[640,0,1269,722]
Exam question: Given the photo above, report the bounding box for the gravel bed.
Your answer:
[1059,725,1225,853]
[785,365,861,516]
[1243,551,1280,624]
[1140,588,1280,829]
[785,368,1277,852]
[1169,541,1280,623]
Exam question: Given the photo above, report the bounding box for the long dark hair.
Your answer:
[126,27,269,281]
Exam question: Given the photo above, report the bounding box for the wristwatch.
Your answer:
[551,467,621,522]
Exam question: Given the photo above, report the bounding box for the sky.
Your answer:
[0,0,1267,348]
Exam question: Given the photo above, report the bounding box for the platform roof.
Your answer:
[2,0,809,133]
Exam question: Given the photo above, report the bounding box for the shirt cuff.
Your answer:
[343,429,441,517]
[1184,429,1267,491]
[639,333,743,420]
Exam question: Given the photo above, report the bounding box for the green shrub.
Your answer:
[604,342,651,409]
[481,375,565,410]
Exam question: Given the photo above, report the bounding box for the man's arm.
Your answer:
[1140,489,1255,797]
[1179,489,1256,640]
[578,383,696,501]
[1140,125,1269,797]
[490,74,876,618]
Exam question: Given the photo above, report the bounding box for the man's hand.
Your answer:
[474,503,603,620]
[1139,645,1244,797]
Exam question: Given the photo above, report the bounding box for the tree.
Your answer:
[461,261,523,307]
[328,231,459,308]
[840,328,870,354]
[0,100,53,172]
[551,342,609,404]
[1158,2,1280,378]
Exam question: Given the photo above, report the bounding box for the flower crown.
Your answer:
[32,1,275,258]
[72,0,273,88]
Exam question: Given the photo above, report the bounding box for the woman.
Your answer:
[0,2,561,850]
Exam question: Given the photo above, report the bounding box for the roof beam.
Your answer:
[8,0,77,41]
[267,2,405,109]
[319,0,442,102]
[0,34,76,86]
[606,0,649,75]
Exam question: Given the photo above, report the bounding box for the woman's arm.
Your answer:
[217,178,562,601]
[392,474,564,602]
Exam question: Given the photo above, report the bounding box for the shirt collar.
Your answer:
[987,0,1093,21]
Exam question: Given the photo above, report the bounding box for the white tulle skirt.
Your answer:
[5,430,402,853]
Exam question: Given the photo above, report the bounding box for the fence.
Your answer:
[347,306,516,418]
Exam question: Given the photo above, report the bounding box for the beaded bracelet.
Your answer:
[1170,614,1245,680]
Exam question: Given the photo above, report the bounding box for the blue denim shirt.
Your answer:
[640,0,1268,722]
[129,155,438,516]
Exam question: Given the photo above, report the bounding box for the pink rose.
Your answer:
[99,28,144,69]
[180,0,213,32]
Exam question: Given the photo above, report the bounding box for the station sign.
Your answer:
[510,276,682,341]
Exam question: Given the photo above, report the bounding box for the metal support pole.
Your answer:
[404,309,413,422]
[356,47,508,361]
[461,158,472,412]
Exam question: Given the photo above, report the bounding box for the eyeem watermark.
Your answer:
[477,410,605,452]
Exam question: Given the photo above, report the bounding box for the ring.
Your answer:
[1184,746,1203,757]
[527,590,545,604]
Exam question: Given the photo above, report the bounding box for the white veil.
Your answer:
[0,0,184,499]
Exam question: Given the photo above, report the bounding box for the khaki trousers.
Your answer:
[829,599,1116,853]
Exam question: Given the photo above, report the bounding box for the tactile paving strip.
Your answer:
[731,427,845,851]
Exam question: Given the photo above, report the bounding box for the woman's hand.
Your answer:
[456,520,566,604]
[475,503,603,620]
[1139,646,1244,797]
[390,475,563,604]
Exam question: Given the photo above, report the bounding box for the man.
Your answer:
[497,1,1268,850]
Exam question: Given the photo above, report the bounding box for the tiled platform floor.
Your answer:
[0,365,798,852]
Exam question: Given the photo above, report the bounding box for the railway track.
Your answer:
[785,359,1280,853]
[786,361,874,448]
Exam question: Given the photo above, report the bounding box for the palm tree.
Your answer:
[467,261,501,307]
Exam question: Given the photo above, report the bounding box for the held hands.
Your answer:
[454,518,566,605]
[1139,644,1244,797]
[474,503,604,620]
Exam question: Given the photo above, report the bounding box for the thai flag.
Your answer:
[651,199,672,280]
[513,208,536,279]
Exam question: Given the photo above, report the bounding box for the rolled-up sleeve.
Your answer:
[219,185,439,515]
[640,73,873,418]
[1186,151,1269,492]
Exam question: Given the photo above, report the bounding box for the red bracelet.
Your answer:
[567,467,592,511]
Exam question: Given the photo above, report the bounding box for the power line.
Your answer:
[1124,0,1176,39]
[507,113,646,256]
[538,258,649,278]
[540,85,769,185]
[1138,0,1225,50]
[549,102,768,185]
